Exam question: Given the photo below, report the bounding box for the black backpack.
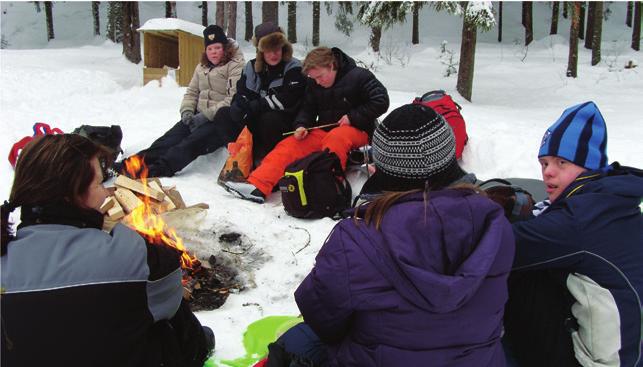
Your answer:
[72,125,123,180]
[479,178,537,223]
[278,150,352,219]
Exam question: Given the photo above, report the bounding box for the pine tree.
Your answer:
[523,1,533,46]
[107,2,123,43]
[633,1,641,51]
[498,2,503,42]
[165,1,176,18]
[578,2,586,40]
[412,2,424,45]
[563,1,568,19]
[122,1,141,64]
[312,1,320,46]
[585,2,595,49]
[245,1,253,41]
[92,2,100,36]
[34,1,41,13]
[201,1,208,26]
[216,2,225,28]
[287,2,297,43]
[591,1,603,65]
[45,1,54,41]
[357,2,413,52]
[550,2,559,35]
[262,1,278,25]
[227,2,237,40]
[567,2,580,77]
[626,1,633,27]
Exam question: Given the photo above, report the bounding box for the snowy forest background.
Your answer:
[1,1,642,365]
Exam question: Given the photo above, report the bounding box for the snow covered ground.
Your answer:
[2,1,642,363]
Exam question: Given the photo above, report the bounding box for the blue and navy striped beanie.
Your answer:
[538,101,608,170]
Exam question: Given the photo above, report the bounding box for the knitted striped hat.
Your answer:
[372,104,462,189]
[538,101,608,170]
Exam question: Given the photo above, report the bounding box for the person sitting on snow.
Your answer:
[223,46,389,203]
[1,134,214,367]
[503,101,643,367]
[256,103,514,367]
[227,22,306,164]
[120,24,245,178]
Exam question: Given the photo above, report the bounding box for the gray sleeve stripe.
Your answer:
[3,279,147,294]
[264,95,276,109]
[270,95,285,110]
[146,267,183,322]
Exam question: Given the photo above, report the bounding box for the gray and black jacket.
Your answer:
[1,203,186,367]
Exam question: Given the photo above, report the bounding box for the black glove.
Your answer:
[181,111,194,125]
[230,95,250,123]
[248,99,262,115]
[188,113,210,133]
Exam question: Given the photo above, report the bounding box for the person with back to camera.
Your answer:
[1,134,214,367]
[223,46,390,203]
[503,101,643,367]
[257,104,515,367]
[227,22,306,163]
[120,24,245,178]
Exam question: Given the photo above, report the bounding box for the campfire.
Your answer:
[100,156,241,310]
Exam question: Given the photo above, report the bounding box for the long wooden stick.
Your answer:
[282,122,341,136]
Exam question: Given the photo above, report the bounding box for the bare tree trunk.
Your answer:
[567,2,580,77]
[563,1,568,19]
[633,1,641,51]
[498,2,503,42]
[107,2,123,42]
[591,1,603,65]
[262,1,278,25]
[523,2,533,46]
[165,1,176,18]
[312,1,320,46]
[245,1,253,41]
[201,1,208,26]
[585,2,595,49]
[578,2,585,40]
[627,1,633,27]
[45,1,54,41]
[287,2,297,43]
[412,1,419,44]
[457,14,477,102]
[216,2,225,27]
[34,1,41,13]
[122,1,141,64]
[370,25,382,53]
[550,1,559,35]
[227,2,237,40]
[92,2,100,36]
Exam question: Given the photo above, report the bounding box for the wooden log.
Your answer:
[99,197,116,214]
[160,206,207,230]
[163,186,186,209]
[149,181,176,211]
[115,175,166,201]
[137,177,162,187]
[106,199,125,220]
[114,188,143,213]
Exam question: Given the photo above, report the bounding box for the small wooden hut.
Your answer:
[138,18,205,87]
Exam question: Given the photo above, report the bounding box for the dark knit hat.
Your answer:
[368,104,464,192]
[203,25,228,47]
[538,101,608,170]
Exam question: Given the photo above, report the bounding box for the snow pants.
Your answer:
[246,110,295,163]
[135,107,243,177]
[247,125,369,197]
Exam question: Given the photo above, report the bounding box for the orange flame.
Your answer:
[123,156,200,270]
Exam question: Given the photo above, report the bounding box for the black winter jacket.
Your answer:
[294,47,389,136]
[0,203,203,367]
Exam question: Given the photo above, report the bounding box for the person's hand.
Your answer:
[338,114,351,127]
[293,127,308,140]
[181,111,194,125]
[188,113,210,133]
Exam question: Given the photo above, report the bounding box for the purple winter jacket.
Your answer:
[294,189,515,367]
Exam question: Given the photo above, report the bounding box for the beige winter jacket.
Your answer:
[180,41,245,121]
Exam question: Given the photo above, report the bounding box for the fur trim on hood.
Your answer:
[253,31,293,73]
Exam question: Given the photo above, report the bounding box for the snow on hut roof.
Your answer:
[138,18,204,38]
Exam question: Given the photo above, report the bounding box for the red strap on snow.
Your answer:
[252,358,268,367]
[8,122,64,168]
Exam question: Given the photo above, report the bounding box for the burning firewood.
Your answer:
[115,175,166,201]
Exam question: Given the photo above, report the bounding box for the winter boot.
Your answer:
[223,181,265,204]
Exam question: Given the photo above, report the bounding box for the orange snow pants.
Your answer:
[247,126,369,197]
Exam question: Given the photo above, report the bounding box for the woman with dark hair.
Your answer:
[121,24,245,178]
[1,134,213,367]
[263,104,514,367]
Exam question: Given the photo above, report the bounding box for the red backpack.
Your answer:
[412,90,468,160]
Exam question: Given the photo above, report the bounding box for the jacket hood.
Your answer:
[331,47,356,79]
[350,189,513,313]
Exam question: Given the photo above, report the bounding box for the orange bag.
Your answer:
[218,127,253,183]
